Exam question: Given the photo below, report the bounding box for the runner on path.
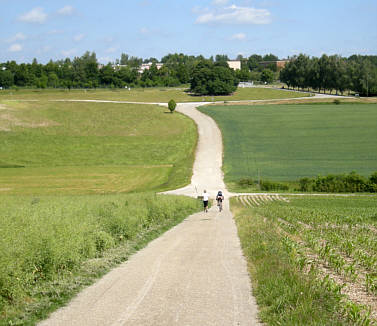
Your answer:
[202,189,209,213]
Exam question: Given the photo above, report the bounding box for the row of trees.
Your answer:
[0,52,281,90]
[280,54,377,96]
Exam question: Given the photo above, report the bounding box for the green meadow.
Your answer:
[199,103,377,189]
[0,86,310,103]
[0,99,202,324]
[0,100,197,194]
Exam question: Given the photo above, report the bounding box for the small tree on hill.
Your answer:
[168,99,176,113]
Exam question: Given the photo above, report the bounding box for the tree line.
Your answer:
[1,51,376,96]
[280,54,377,96]
[0,51,280,90]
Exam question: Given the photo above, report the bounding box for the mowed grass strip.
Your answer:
[199,103,377,188]
[231,196,377,325]
[0,86,309,102]
[0,100,197,194]
[0,194,201,325]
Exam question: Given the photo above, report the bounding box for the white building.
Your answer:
[138,62,164,74]
[227,60,241,70]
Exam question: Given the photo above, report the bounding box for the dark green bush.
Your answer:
[260,180,289,191]
[238,178,254,187]
[299,171,377,193]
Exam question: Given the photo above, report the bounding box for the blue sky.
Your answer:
[1,0,376,63]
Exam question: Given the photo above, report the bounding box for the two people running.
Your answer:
[202,190,224,213]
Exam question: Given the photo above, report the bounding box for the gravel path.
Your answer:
[38,102,260,325]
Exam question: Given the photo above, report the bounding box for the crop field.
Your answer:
[0,193,200,325]
[0,86,309,103]
[0,100,197,194]
[232,195,377,325]
[199,103,377,189]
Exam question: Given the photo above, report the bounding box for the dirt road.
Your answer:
[39,102,260,325]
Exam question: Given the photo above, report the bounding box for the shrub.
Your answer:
[299,171,377,193]
[168,99,176,113]
[333,99,341,105]
[260,179,289,191]
[238,178,254,187]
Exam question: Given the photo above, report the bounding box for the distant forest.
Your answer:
[0,52,376,96]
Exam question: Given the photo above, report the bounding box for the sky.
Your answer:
[1,0,376,64]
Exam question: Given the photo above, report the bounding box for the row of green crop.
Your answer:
[232,198,368,325]
[251,196,377,320]
[0,193,200,324]
[233,196,377,325]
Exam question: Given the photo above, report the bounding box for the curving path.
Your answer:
[39,101,260,325]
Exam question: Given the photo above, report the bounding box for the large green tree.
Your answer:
[190,61,238,96]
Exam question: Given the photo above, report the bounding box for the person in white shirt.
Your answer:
[202,190,209,213]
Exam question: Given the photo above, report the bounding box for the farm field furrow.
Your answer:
[232,195,377,325]
[199,103,377,189]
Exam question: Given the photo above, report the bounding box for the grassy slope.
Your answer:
[0,87,310,102]
[0,100,196,194]
[199,103,377,188]
[232,195,377,325]
[0,194,201,325]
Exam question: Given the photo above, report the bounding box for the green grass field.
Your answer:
[0,86,310,103]
[0,193,200,325]
[232,195,377,325]
[0,100,197,194]
[199,103,377,189]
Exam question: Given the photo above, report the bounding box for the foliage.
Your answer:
[299,171,377,193]
[168,99,176,113]
[260,69,274,84]
[190,60,238,96]
[199,103,377,187]
[260,179,289,191]
[0,194,200,324]
[280,54,377,96]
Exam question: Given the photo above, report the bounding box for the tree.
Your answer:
[263,53,279,61]
[0,69,14,88]
[168,99,176,113]
[215,54,229,63]
[260,69,274,84]
[247,54,262,71]
[236,67,251,82]
[190,61,238,96]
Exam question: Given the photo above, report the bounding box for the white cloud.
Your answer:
[8,44,23,52]
[230,33,247,40]
[61,48,77,57]
[212,0,229,5]
[73,33,85,42]
[18,7,47,24]
[196,5,271,25]
[14,32,27,41]
[57,5,74,15]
